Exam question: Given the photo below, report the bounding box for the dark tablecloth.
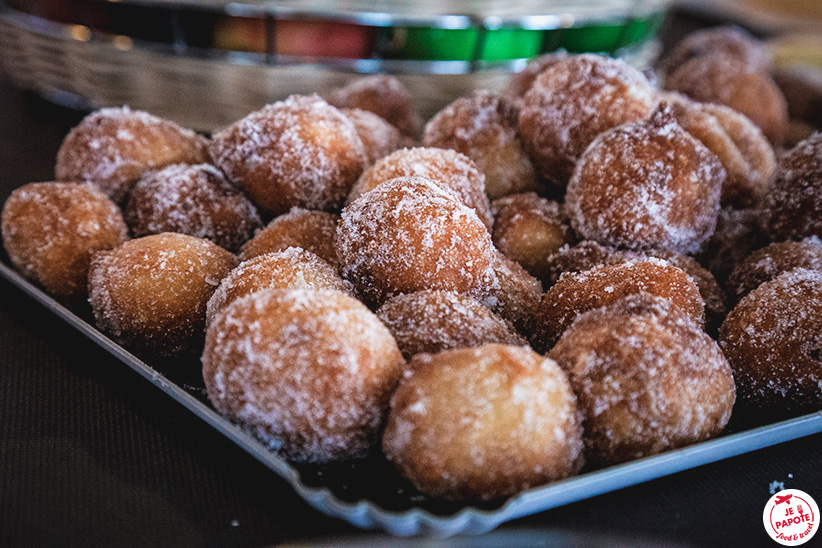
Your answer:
[0,57,820,548]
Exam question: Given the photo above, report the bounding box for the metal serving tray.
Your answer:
[2,259,821,537]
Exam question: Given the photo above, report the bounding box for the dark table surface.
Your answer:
[1,49,821,548]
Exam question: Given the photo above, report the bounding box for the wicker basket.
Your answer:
[0,1,669,131]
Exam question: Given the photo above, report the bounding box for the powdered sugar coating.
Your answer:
[423,91,540,200]
[55,106,208,203]
[88,233,238,356]
[664,54,788,145]
[125,163,262,251]
[491,192,572,282]
[2,182,128,297]
[239,207,339,266]
[347,147,493,230]
[658,26,771,78]
[719,269,822,411]
[326,74,422,138]
[206,247,352,326]
[727,238,822,304]
[208,94,367,216]
[533,258,705,352]
[383,344,584,501]
[377,290,525,359]
[202,288,404,462]
[766,132,822,241]
[341,108,404,165]
[518,54,656,185]
[664,94,776,208]
[549,293,735,466]
[565,105,724,254]
[337,176,495,306]
[545,241,728,335]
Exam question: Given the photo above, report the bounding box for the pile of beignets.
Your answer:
[2,26,821,503]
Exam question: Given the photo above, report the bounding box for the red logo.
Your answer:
[763,489,819,546]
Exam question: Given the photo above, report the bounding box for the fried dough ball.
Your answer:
[340,108,404,165]
[491,193,572,282]
[767,133,822,241]
[55,107,208,203]
[423,91,540,199]
[545,241,727,334]
[665,56,788,145]
[719,269,822,412]
[326,74,422,138]
[502,52,569,100]
[726,238,822,304]
[209,95,366,216]
[238,208,339,266]
[518,54,656,185]
[337,177,494,306]
[549,294,735,466]
[204,288,404,462]
[124,163,262,252]
[88,233,238,356]
[476,251,544,337]
[566,106,724,254]
[206,248,351,326]
[347,147,493,230]
[658,26,771,78]
[376,290,525,360]
[696,207,769,285]
[383,344,584,501]
[532,258,705,352]
[1,182,128,297]
[665,94,776,207]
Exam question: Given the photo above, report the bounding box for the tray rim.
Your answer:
[2,259,821,536]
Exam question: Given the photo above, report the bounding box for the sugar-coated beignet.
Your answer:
[337,176,494,306]
[326,74,422,138]
[664,94,776,208]
[383,344,584,501]
[377,290,525,359]
[203,288,404,462]
[665,55,788,145]
[658,26,771,78]
[549,294,735,466]
[2,182,128,297]
[125,163,261,252]
[565,106,724,254]
[726,238,822,304]
[209,95,366,216]
[55,106,208,203]
[766,133,822,242]
[719,269,822,412]
[88,233,237,356]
